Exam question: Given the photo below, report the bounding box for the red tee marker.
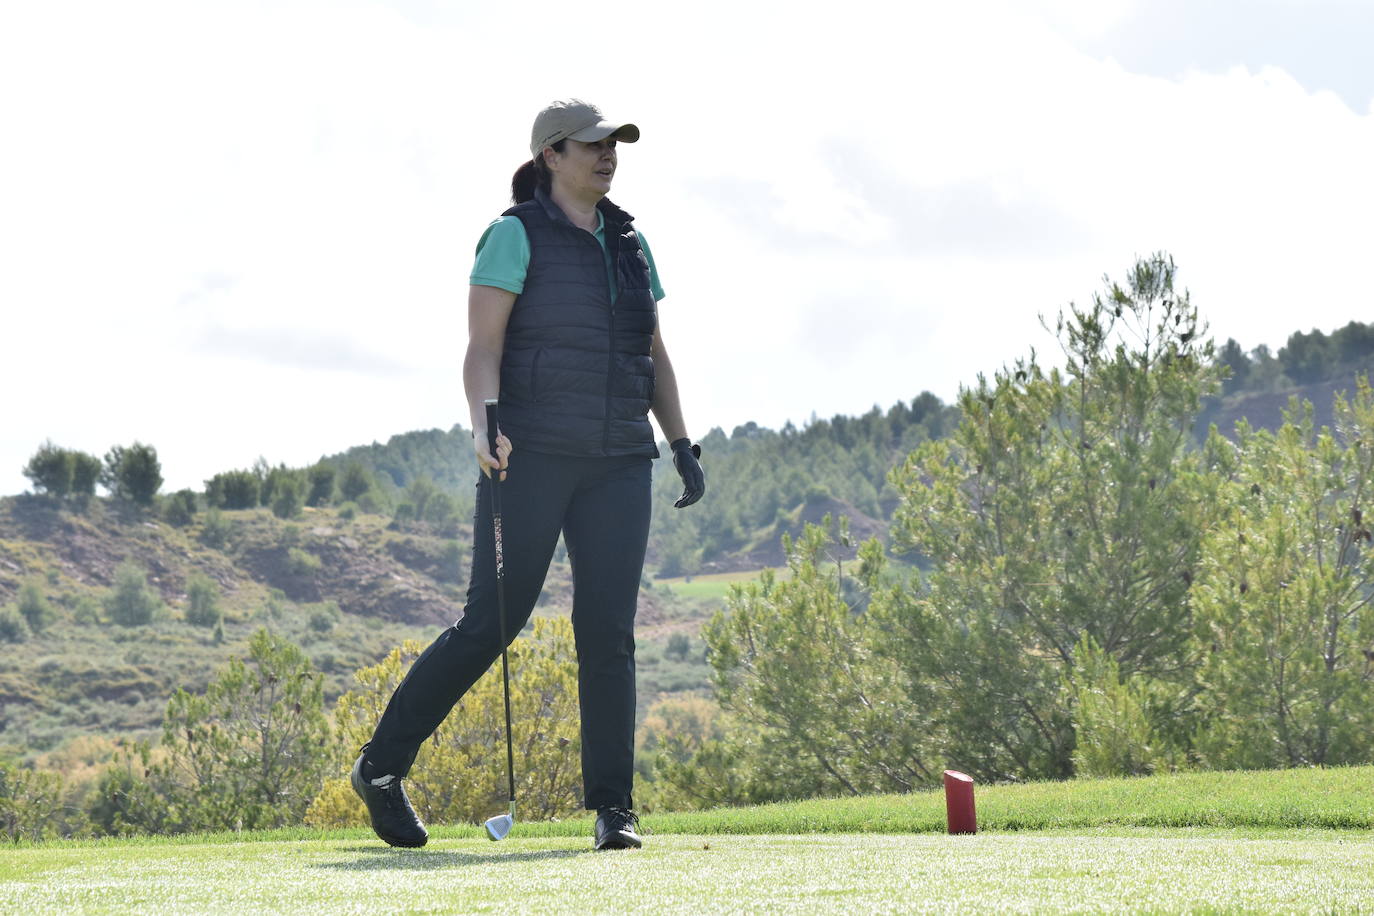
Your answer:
[943,770,976,834]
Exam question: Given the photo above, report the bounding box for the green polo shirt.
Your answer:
[470,212,666,303]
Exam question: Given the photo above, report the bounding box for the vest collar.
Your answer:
[533,186,634,234]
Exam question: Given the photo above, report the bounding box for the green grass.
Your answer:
[6,767,1374,911]
[495,764,1374,837]
[4,832,1373,913]
[655,568,784,601]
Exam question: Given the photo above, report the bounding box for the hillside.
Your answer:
[0,495,713,762]
[1199,369,1373,436]
[306,395,954,580]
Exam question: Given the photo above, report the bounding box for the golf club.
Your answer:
[483,399,517,842]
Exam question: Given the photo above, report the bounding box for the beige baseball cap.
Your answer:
[530,99,640,159]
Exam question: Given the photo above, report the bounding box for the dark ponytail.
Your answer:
[510,140,565,203]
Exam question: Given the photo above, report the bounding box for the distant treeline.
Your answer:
[17,320,1374,578]
[1218,319,1374,395]
[650,395,957,575]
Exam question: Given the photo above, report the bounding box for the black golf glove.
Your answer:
[670,438,704,508]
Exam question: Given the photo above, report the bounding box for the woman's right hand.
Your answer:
[475,429,513,481]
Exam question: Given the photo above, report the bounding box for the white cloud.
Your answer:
[1032,0,1139,40]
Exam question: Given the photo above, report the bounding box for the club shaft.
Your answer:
[486,400,516,807]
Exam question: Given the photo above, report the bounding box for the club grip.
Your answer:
[484,399,500,461]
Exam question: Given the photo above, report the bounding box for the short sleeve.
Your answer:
[469,216,530,294]
[637,230,666,301]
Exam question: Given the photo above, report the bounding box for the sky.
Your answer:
[2,0,1372,496]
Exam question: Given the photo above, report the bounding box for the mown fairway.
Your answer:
[4,831,1373,913]
[5,767,1373,913]
[655,568,785,601]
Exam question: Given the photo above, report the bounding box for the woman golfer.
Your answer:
[351,99,704,851]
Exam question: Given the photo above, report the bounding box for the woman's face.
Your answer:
[546,138,618,201]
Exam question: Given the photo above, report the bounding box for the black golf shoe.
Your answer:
[351,754,428,848]
[594,806,643,850]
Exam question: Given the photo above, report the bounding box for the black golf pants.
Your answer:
[364,449,652,811]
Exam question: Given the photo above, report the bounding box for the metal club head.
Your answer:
[484,811,514,842]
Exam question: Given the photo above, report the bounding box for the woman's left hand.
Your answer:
[670,438,704,508]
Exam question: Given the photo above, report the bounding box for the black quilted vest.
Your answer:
[497,187,659,458]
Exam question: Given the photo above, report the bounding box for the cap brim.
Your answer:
[567,121,639,144]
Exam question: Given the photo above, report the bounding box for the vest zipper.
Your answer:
[603,238,617,454]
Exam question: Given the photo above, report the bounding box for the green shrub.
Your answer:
[86,748,166,837]
[428,493,462,536]
[260,589,290,624]
[1066,634,1170,777]
[104,562,162,626]
[337,502,359,521]
[438,540,464,584]
[306,464,336,507]
[70,451,102,504]
[22,441,72,497]
[286,548,322,577]
[72,594,101,624]
[184,574,221,628]
[393,477,461,535]
[17,580,57,633]
[205,470,259,510]
[666,632,692,661]
[256,460,278,507]
[0,606,28,643]
[313,619,584,827]
[401,477,437,521]
[307,600,340,633]
[155,628,331,832]
[269,469,305,520]
[163,489,198,527]
[200,507,231,549]
[21,442,101,506]
[338,462,373,503]
[0,758,65,841]
[102,442,162,506]
[356,489,386,515]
